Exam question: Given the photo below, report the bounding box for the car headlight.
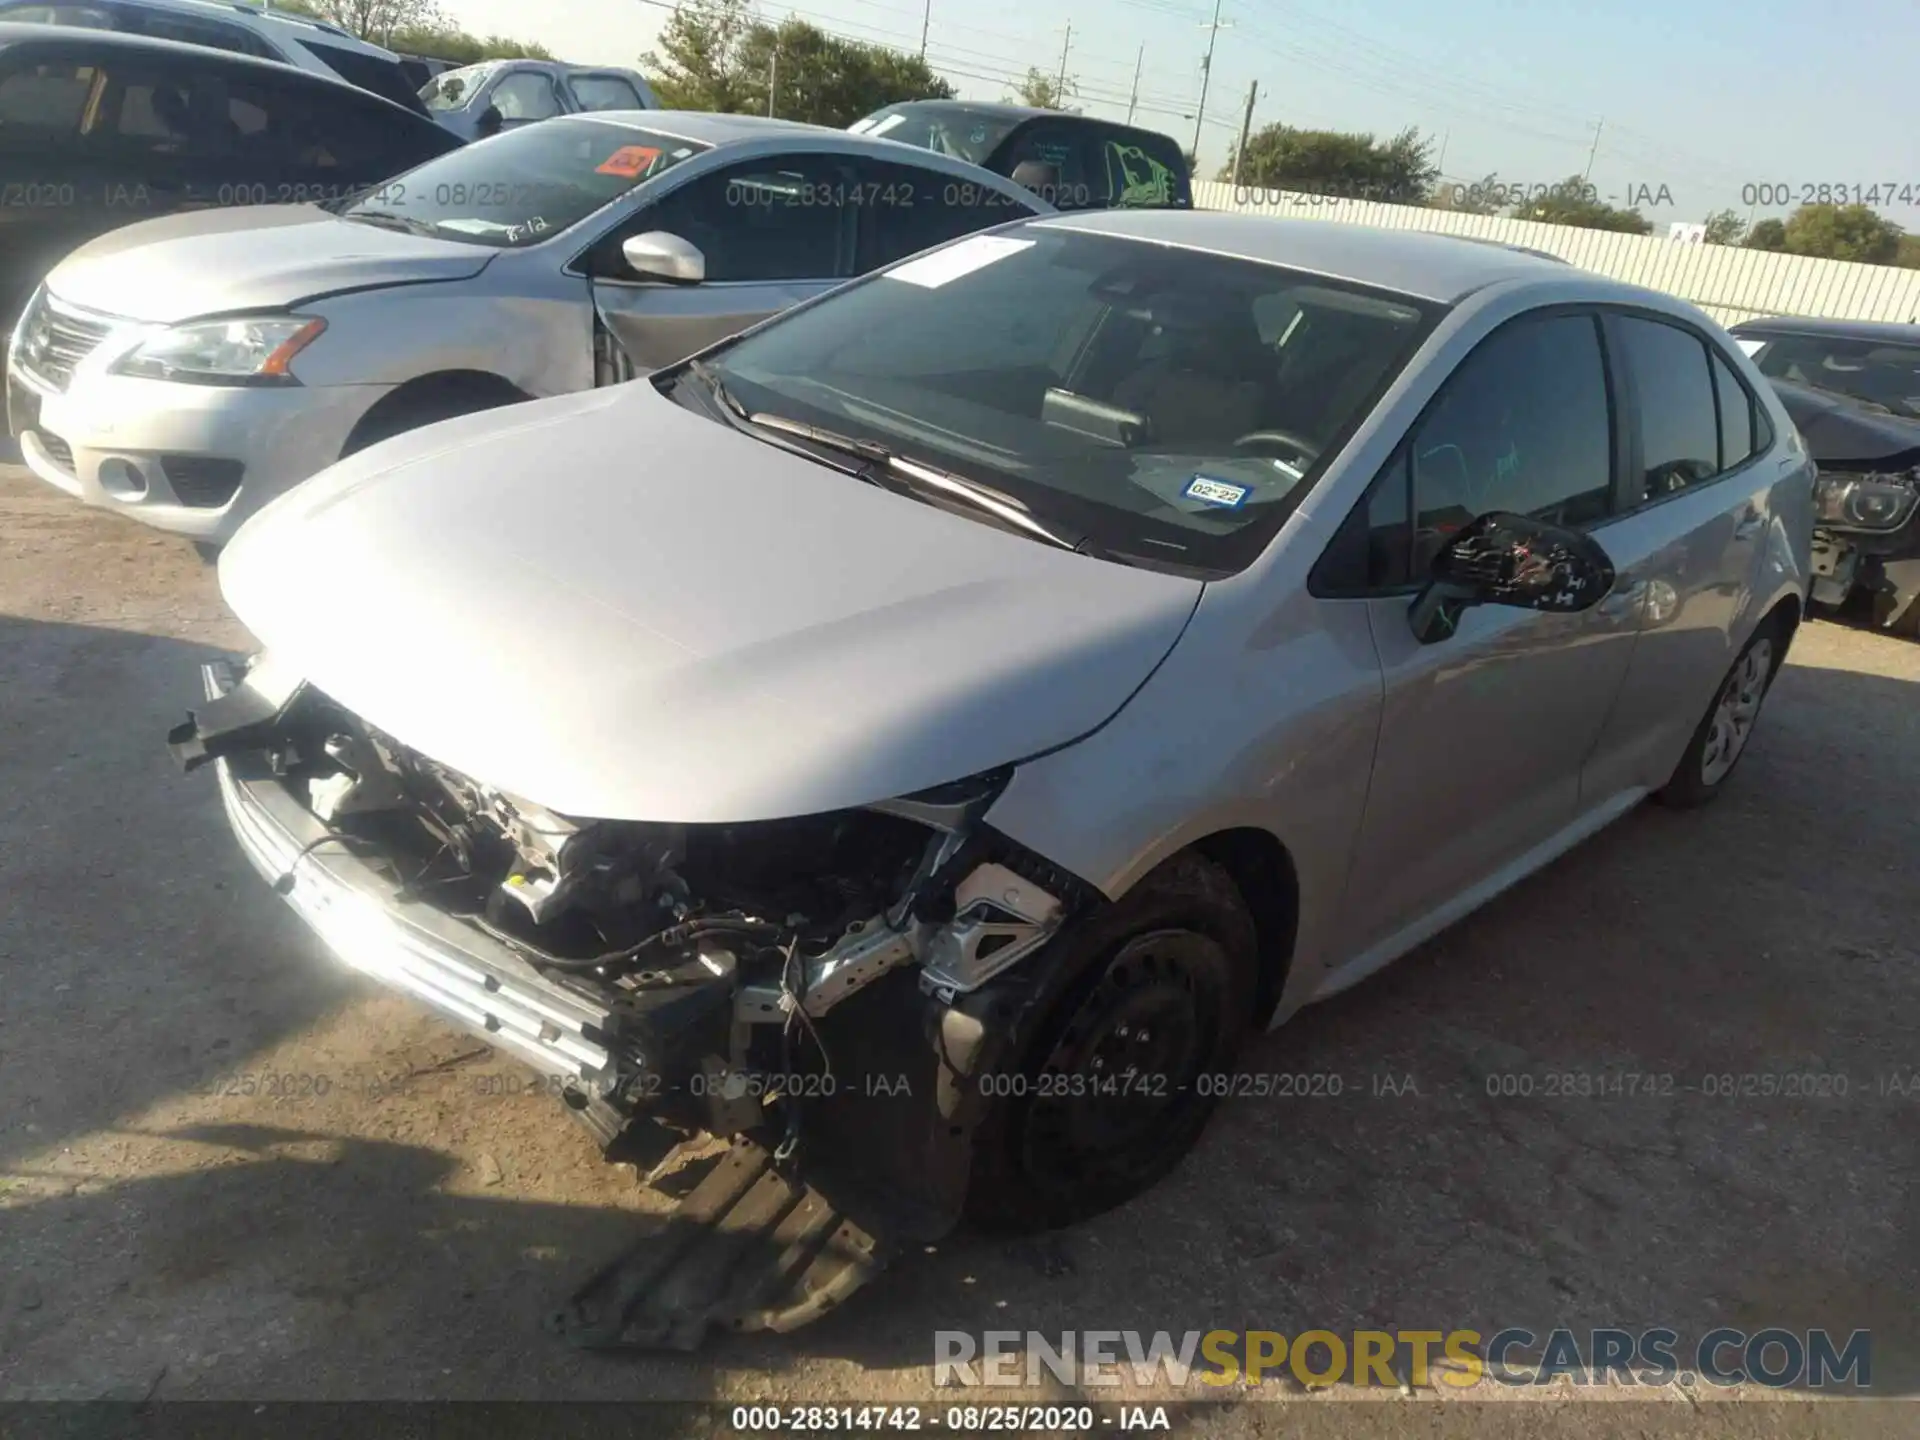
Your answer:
[112,316,326,385]
[1811,471,1920,531]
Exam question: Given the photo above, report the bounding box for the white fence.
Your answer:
[1192,181,1920,329]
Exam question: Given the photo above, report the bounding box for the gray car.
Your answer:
[418,58,660,142]
[5,111,1050,544]
[168,212,1813,1344]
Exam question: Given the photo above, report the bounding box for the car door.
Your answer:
[0,43,108,323]
[1329,309,1645,962]
[846,153,1043,270]
[1577,312,1790,799]
[582,151,858,373]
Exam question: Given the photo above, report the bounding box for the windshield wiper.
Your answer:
[342,209,440,238]
[684,359,750,422]
[744,411,1081,552]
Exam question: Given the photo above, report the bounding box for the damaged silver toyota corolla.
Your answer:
[168,212,1812,1349]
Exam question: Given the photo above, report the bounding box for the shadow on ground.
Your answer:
[0,610,1913,1401]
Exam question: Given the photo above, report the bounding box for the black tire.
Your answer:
[1654,616,1784,809]
[965,853,1259,1233]
[192,541,222,566]
[340,381,520,459]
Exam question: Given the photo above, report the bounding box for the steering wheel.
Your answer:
[1234,429,1319,468]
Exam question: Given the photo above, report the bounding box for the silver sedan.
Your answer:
[172,213,1814,1298]
[5,111,1050,545]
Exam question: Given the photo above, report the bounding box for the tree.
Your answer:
[1782,203,1904,264]
[1897,235,1920,270]
[1009,67,1074,111]
[1702,208,1747,246]
[1744,218,1788,252]
[1225,123,1438,204]
[644,0,759,112]
[1427,171,1505,214]
[387,25,551,62]
[304,0,442,47]
[1509,174,1651,233]
[738,19,951,126]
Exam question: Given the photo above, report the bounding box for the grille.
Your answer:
[162,456,245,509]
[35,430,74,473]
[15,291,115,393]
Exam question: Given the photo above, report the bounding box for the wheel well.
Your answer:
[1188,827,1299,1028]
[1763,592,1802,671]
[342,370,530,457]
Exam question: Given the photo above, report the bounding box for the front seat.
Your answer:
[1110,305,1267,448]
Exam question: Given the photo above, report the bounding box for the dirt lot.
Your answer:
[0,456,1914,1431]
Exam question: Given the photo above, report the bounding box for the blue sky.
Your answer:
[441,0,1920,227]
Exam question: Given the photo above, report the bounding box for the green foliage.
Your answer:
[1009,67,1074,111]
[1782,203,1904,264]
[1701,208,1746,246]
[1744,218,1788,251]
[1508,174,1651,233]
[1223,123,1438,205]
[645,0,948,123]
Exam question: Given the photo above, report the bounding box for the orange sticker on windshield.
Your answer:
[596,145,661,178]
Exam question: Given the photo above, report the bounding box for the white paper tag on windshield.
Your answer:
[885,235,1034,289]
[1734,337,1767,357]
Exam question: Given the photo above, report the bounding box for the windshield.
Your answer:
[420,62,501,111]
[342,119,708,248]
[850,104,1023,165]
[1748,333,1920,419]
[689,224,1437,575]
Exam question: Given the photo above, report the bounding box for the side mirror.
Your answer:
[475,105,503,138]
[620,230,706,284]
[1408,511,1616,645]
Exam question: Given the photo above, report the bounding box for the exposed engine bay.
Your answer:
[169,657,1095,1346]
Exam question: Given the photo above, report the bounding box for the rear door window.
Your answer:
[998,121,1190,210]
[849,156,1039,271]
[1613,316,1722,503]
[1710,349,1756,469]
[567,73,645,111]
[0,52,95,137]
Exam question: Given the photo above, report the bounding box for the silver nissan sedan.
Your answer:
[167,212,1814,1342]
[5,110,1049,545]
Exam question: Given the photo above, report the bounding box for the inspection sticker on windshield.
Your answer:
[1183,475,1250,508]
[596,145,661,178]
[885,234,1034,288]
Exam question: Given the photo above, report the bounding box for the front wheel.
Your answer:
[1654,620,1781,808]
[965,854,1259,1232]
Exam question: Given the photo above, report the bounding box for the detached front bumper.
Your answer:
[194,660,616,1084]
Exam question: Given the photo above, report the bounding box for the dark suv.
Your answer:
[0,22,461,332]
[850,100,1192,212]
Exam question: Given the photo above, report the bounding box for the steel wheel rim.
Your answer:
[1700,638,1772,786]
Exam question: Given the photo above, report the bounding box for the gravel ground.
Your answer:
[0,457,1913,1435]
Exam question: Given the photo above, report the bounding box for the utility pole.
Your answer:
[919,0,930,59]
[1435,128,1449,175]
[768,45,778,118]
[1582,118,1604,182]
[1191,0,1230,159]
[1055,21,1071,100]
[1125,43,1143,124]
[1230,78,1257,187]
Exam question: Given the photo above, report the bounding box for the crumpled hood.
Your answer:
[46,206,495,324]
[219,383,1203,823]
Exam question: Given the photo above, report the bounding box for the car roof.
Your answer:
[577,109,896,145]
[1034,209,1594,303]
[27,0,405,58]
[1730,315,1920,345]
[0,19,425,100]
[873,97,1174,138]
